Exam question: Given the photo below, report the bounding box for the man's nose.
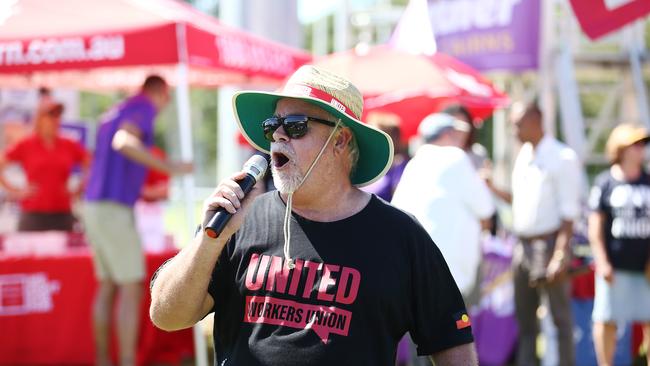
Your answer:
[272,125,290,142]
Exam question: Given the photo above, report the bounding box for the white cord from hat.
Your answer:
[283,119,342,269]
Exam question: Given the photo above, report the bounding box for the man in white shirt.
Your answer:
[392,113,495,298]
[487,102,581,366]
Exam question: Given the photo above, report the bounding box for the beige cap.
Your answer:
[605,123,650,163]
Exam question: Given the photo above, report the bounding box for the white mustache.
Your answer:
[270,143,296,161]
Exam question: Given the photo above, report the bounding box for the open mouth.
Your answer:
[272,152,290,168]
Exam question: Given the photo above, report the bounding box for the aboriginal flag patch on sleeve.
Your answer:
[454,312,471,329]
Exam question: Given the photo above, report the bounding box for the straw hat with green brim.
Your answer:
[232,65,394,187]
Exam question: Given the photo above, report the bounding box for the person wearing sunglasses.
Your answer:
[150,65,477,366]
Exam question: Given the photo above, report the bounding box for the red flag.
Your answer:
[569,0,650,40]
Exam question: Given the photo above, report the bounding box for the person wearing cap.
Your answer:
[441,104,489,171]
[82,75,193,366]
[149,65,477,365]
[0,98,89,231]
[588,123,650,366]
[486,102,580,366]
[392,112,494,300]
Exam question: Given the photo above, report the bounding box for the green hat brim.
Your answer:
[232,91,394,187]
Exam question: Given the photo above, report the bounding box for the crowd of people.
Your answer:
[1,66,649,366]
[0,77,192,366]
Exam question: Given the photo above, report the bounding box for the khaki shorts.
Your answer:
[82,201,144,284]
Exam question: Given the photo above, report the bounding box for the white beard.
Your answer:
[271,162,304,194]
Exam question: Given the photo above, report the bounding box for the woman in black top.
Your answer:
[588,123,650,366]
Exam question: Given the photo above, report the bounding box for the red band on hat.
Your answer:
[284,83,358,119]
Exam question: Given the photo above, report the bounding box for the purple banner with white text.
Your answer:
[429,0,540,72]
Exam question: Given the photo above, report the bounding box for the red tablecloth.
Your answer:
[0,248,194,365]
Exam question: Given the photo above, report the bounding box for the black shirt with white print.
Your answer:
[589,169,650,271]
[207,192,473,366]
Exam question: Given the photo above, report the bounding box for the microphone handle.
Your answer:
[204,173,258,238]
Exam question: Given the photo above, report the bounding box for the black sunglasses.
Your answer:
[262,115,337,142]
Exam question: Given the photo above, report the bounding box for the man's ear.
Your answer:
[333,128,352,152]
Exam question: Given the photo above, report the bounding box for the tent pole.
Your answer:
[539,0,556,137]
[175,63,208,366]
[217,87,241,182]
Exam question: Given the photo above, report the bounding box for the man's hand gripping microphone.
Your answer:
[204,155,268,238]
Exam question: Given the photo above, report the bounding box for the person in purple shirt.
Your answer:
[82,75,192,366]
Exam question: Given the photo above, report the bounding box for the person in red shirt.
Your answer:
[0,98,90,231]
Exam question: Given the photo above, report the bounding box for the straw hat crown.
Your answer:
[284,65,363,120]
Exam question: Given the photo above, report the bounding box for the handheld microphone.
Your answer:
[204,155,268,238]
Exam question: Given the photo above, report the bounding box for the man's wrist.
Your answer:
[551,249,568,264]
[194,224,230,247]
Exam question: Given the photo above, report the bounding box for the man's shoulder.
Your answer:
[124,93,155,107]
[416,145,465,159]
[407,146,467,177]
[118,94,157,121]
[371,195,427,228]
[545,137,578,161]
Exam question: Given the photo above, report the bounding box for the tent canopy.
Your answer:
[313,45,508,140]
[0,0,311,89]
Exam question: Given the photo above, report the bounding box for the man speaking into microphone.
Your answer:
[149,65,476,366]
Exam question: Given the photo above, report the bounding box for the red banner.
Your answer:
[185,24,308,81]
[244,295,352,344]
[0,24,178,73]
[0,22,311,82]
[569,0,650,40]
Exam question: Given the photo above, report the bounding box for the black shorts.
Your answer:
[17,212,76,231]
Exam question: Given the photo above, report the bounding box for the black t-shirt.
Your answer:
[588,170,650,271]
[207,192,473,366]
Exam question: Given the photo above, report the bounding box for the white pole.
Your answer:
[555,45,586,161]
[313,16,328,56]
[217,87,241,182]
[175,23,207,366]
[493,77,509,189]
[627,21,650,127]
[175,63,208,366]
[335,0,349,52]
[217,0,245,182]
[539,0,556,136]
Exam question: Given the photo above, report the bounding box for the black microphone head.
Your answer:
[243,155,268,182]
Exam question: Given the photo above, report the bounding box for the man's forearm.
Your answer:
[112,129,174,173]
[554,220,573,254]
[150,233,228,331]
[485,180,512,204]
[116,143,173,174]
[429,343,478,366]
